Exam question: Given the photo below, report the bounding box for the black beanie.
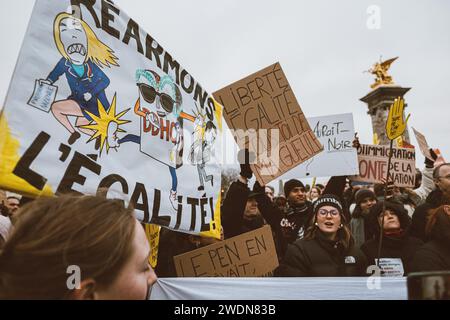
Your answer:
[313,194,344,216]
[355,189,376,205]
[284,179,304,196]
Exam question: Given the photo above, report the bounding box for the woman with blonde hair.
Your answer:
[41,12,119,147]
[275,194,367,276]
[0,194,157,299]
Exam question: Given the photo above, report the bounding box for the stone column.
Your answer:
[360,85,411,146]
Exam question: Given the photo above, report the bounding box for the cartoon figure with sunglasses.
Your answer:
[108,69,196,209]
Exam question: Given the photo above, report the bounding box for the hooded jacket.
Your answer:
[275,231,368,277]
[360,201,423,276]
[410,211,450,272]
[221,180,265,239]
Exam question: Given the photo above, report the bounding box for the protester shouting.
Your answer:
[275,194,367,277]
[360,201,423,276]
[0,194,157,299]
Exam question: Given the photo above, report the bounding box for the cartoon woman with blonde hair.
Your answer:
[40,12,119,148]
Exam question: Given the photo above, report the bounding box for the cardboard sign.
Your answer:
[412,127,433,161]
[0,0,223,238]
[174,225,279,277]
[278,113,358,179]
[352,144,416,188]
[213,63,323,185]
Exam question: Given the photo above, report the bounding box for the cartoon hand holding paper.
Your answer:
[386,97,410,140]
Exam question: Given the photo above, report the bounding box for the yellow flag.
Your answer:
[395,135,403,148]
[144,224,161,269]
[373,133,380,145]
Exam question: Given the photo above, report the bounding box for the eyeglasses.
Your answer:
[138,83,174,113]
[318,209,340,217]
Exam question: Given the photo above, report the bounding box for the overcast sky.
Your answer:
[1,0,449,189]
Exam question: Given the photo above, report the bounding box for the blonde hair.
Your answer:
[53,13,119,68]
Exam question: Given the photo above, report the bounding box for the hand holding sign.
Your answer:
[386,97,410,140]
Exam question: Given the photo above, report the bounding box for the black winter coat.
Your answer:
[254,190,312,258]
[275,232,368,277]
[410,212,450,272]
[361,236,423,275]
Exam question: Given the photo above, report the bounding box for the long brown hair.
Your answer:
[0,194,136,299]
[304,212,354,251]
[425,204,450,237]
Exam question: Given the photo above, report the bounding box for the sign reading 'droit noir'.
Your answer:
[213,63,323,185]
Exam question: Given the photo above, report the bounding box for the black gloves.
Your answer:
[238,149,254,179]
[424,149,437,168]
[253,180,265,194]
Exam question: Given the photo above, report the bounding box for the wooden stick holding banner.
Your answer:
[377,97,410,270]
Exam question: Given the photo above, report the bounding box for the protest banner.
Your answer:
[173,225,279,277]
[352,144,416,188]
[412,127,433,161]
[213,62,323,185]
[278,113,358,179]
[0,0,223,238]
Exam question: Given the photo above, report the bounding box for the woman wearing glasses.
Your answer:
[275,194,367,276]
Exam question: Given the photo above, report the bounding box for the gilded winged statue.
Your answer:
[367,57,398,89]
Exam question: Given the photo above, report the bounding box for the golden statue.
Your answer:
[367,56,398,89]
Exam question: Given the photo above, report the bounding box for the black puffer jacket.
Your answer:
[410,211,450,272]
[410,190,445,242]
[361,201,423,275]
[275,231,368,277]
[361,237,423,275]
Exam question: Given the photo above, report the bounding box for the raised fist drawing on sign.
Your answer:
[386,97,410,140]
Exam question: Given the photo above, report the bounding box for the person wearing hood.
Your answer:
[360,201,423,276]
[410,203,450,272]
[411,163,450,242]
[350,189,378,248]
[275,194,367,277]
[221,151,266,239]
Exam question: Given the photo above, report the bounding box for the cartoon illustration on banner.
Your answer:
[0,0,222,238]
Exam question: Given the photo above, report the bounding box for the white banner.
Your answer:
[278,113,358,179]
[0,0,223,238]
[150,277,407,300]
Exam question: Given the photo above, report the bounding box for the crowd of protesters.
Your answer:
[0,145,449,299]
